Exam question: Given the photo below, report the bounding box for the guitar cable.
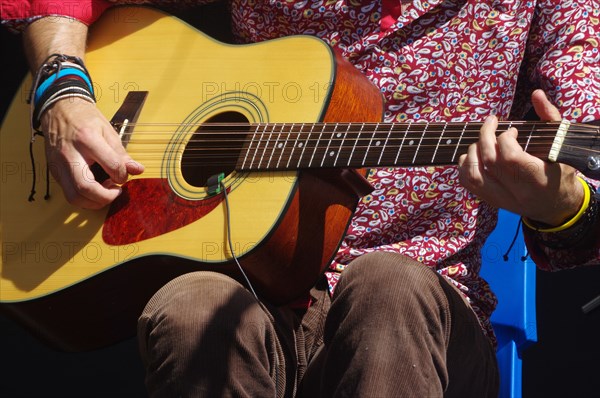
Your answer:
[219,180,259,301]
[220,180,282,397]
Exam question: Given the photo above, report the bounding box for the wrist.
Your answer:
[30,54,96,131]
[523,178,598,250]
[522,176,589,232]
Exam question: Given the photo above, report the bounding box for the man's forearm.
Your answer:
[23,16,88,72]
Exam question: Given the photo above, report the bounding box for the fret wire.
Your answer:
[242,124,260,169]
[266,123,283,169]
[249,123,265,169]
[359,122,368,165]
[334,123,351,167]
[378,122,394,165]
[347,123,361,167]
[523,122,534,152]
[258,123,276,169]
[276,123,291,169]
[375,123,385,163]
[327,123,343,167]
[309,123,325,168]
[251,124,263,169]
[412,123,428,164]
[431,123,447,163]
[394,121,411,165]
[321,122,337,167]
[452,122,468,163]
[286,123,301,169]
[297,123,313,168]
[361,122,378,166]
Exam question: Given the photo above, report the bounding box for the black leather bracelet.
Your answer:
[32,78,96,130]
[29,54,95,132]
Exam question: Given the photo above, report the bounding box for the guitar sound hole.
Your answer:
[181,111,250,188]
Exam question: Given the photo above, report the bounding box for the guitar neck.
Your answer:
[236,120,564,170]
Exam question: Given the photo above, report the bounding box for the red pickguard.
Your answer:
[102,178,224,245]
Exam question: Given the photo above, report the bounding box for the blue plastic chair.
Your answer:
[480,209,538,398]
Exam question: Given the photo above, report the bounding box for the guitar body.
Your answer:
[0,7,382,351]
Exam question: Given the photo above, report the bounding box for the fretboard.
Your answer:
[236,121,560,171]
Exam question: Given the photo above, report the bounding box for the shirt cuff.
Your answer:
[1,0,112,27]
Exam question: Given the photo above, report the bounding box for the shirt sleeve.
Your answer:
[523,195,600,272]
[523,0,600,123]
[1,0,113,32]
[518,0,600,271]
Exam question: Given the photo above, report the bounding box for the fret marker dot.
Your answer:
[446,139,452,145]
[329,151,335,157]
[336,133,342,138]
[376,140,381,146]
[277,143,283,148]
[409,140,415,145]
[298,143,303,148]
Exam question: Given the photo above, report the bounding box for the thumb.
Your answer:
[531,89,562,121]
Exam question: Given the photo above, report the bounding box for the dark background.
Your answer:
[2,7,600,397]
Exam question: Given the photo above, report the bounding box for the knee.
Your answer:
[341,251,437,290]
[138,271,261,343]
[328,252,451,337]
[332,252,447,315]
[142,271,249,321]
[137,272,274,364]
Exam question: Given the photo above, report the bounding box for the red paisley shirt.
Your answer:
[3,0,600,344]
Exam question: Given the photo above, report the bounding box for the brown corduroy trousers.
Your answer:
[138,251,499,397]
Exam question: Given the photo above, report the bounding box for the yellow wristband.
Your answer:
[522,176,591,233]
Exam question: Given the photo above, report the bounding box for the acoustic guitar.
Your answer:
[1,6,598,351]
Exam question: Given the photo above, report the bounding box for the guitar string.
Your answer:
[117,135,592,147]
[116,138,575,148]
[116,120,598,128]
[110,119,597,130]
[119,142,600,159]
[120,125,596,141]
[120,144,595,158]
[113,131,599,142]
[112,146,600,171]
[28,122,590,179]
[113,131,591,139]
[114,132,591,148]
[112,122,599,133]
